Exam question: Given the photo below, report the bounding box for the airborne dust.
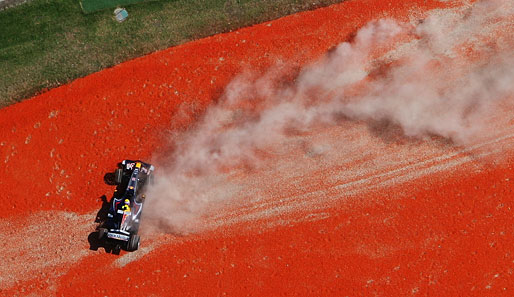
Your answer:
[144,0,514,234]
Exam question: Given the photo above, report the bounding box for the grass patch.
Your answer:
[80,0,156,14]
[0,0,343,107]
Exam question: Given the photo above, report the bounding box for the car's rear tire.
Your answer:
[127,234,140,251]
[98,228,107,240]
[114,168,123,185]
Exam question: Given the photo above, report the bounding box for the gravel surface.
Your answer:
[1,0,513,295]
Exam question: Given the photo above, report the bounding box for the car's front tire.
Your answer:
[114,168,123,185]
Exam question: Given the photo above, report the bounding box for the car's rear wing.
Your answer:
[121,160,155,174]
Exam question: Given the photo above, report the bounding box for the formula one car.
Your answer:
[97,160,155,253]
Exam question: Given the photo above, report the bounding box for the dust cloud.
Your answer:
[144,0,514,234]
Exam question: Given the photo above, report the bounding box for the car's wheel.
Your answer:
[114,168,123,185]
[135,195,143,203]
[113,244,121,255]
[98,227,107,239]
[127,234,140,251]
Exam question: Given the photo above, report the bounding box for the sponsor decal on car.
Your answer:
[107,232,130,241]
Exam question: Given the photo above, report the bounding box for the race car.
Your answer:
[97,160,155,253]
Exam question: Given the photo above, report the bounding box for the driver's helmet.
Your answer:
[124,199,130,205]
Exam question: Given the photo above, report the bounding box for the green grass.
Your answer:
[0,0,343,107]
[80,0,157,14]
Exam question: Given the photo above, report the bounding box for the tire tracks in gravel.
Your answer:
[122,124,514,267]
[0,211,95,291]
[211,125,514,230]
